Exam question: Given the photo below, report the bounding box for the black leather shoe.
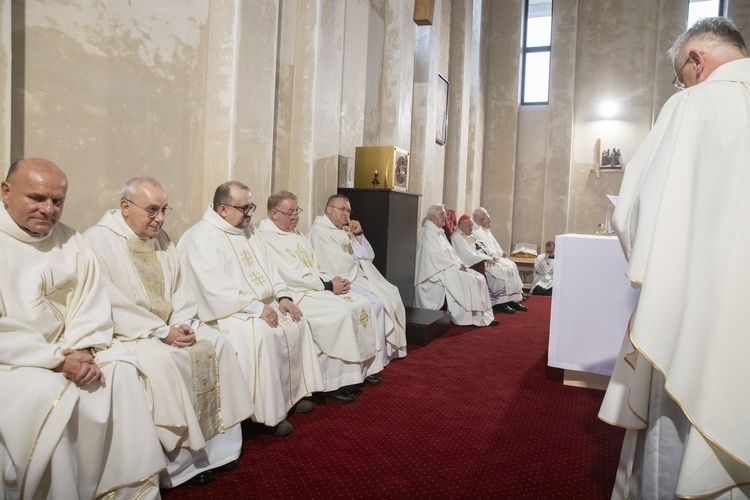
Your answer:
[496,303,515,314]
[213,459,239,473]
[364,375,381,385]
[328,391,355,403]
[186,470,214,486]
[489,319,499,326]
[508,302,528,312]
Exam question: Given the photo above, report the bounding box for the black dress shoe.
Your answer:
[508,302,528,312]
[364,375,381,385]
[327,391,355,403]
[213,459,239,473]
[186,470,214,486]
[489,319,499,326]
[496,303,515,314]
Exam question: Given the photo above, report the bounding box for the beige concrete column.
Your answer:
[539,0,577,243]
[0,0,9,174]
[201,0,241,209]
[442,0,472,214]
[275,0,345,231]
[464,0,490,214]
[378,0,415,150]
[410,12,441,216]
[231,0,280,218]
[481,0,523,248]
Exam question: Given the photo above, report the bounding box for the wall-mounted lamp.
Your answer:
[599,101,619,118]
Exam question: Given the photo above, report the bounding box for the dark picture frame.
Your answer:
[436,73,449,145]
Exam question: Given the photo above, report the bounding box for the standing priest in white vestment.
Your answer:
[84,177,253,488]
[598,17,750,499]
[451,214,528,314]
[258,190,382,402]
[471,208,526,308]
[0,159,165,499]
[415,204,496,327]
[308,194,407,372]
[177,181,325,435]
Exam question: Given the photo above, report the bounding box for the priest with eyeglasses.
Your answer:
[84,176,253,488]
[178,181,325,433]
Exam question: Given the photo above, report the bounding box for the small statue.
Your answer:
[601,149,611,166]
[372,170,380,188]
[612,148,621,167]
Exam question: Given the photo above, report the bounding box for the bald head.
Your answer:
[2,158,68,236]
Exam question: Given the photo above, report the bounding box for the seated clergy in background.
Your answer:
[471,207,527,308]
[415,204,497,327]
[451,214,528,314]
[177,181,325,435]
[532,240,554,296]
[0,159,164,499]
[83,177,253,488]
[258,191,381,402]
[308,194,407,370]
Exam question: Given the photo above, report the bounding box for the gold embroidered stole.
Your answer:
[126,239,222,437]
[227,233,275,304]
[125,238,174,323]
[185,339,223,439]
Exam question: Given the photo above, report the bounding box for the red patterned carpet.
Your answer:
[162,296,624,499]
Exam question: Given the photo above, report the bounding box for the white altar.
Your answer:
[547,234,639,383]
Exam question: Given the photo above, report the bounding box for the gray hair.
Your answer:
[267,190,298,212]
[121,177,163,200]
[668,17,748,64]
[426,203,446,219]
[472,207,488,220]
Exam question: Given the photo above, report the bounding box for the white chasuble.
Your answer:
[307,215,407,362]
[599,58,750,499]
[84,210,252,484]
[469,225,524,303]
[415,219,493,326]
[0,205,164,500]
[178,207,325,426]
[258,218,379,389]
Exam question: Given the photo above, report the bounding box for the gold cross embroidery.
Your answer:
[342,295,353,302]
[359,308,369,328]
[342,238,353,255]
[296,244,314,268]
[249,271,266,287]
[240,250,254,268]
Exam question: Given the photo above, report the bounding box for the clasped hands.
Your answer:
[54,348,105,387]
[163,323,196,349]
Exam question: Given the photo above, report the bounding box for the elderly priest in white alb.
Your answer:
[451,213,527,314]
[308,194,407,371]
[258,190,381,402]
[470,208,526,312]
[415,204,496,327]
[177,181,325,435]
[0,159,164,499]
[84,177,253,488]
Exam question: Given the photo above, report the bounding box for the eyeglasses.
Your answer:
[275,207,304,218]
[672,52,702,90]
[330,205,352,215]
[124,199,172,218]
[225,203,257,215]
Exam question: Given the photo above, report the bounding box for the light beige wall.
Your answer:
[12,0,211,236]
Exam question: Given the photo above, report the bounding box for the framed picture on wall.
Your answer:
[436,73,449,145]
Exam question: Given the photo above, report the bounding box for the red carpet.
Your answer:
[162,296,624,498]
